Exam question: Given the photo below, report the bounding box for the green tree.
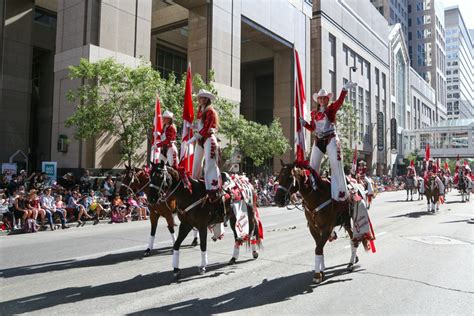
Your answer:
[66,58,289,167]
[336,101,359,167]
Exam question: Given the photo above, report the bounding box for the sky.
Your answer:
[442,0,474,29]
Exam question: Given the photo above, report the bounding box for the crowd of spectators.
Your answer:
[0,170,150,234]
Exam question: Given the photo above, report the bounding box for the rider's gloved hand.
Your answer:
[299,117,308,127]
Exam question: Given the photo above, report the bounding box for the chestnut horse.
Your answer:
[274,161,361,284]
[148,162,262,279]
[119,167,198,257]
[424,176,440,213]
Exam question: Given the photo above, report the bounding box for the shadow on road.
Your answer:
[439,219,470,224]
[126,267,362,315]
[0,245,197,279]
[389,211,433,218]
[0,259,250,315]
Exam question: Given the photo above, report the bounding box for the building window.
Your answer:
[155,45,187,80]
[358,87,364,141]
[329,70,336,100]
[329,33,336,57]
[34,7,57,28]
[365,90,371,143]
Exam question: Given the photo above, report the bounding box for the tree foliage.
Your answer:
[336,101,359,167]
[65,58,289,167]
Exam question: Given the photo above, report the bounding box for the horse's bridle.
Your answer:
[276,175,297,208]
[121,170,151,197]
[149,166,182,208]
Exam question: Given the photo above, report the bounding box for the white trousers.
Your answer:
[309,136,348,201]
[159,144,178,166]
[192,135,221,191]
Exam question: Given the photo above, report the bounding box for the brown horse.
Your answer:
[274,161,360,284]
[424,176,440,213]
[148,162,262,278]
[119,166,198,257]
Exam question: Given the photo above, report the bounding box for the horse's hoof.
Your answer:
[228,257,237,265]
[143,248,151,257]
[191,238,198,247]
[173,268,181,279]
[347,263,354,272]
[252,251,259,259]
[313,271,324,284]
[198,266,206,275]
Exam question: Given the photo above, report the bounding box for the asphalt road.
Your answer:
[0,189,473,315]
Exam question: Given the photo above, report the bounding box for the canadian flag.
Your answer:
[152,94,163,164]
[424,143,430,170]
[455,154,460,173]
[179,63,194,174]
[294,49,306,163]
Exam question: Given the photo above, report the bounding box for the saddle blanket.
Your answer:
[232,200,249,240]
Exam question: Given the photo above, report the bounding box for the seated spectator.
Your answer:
[54,195,68,220]
[68,191,92,227]
[83,190,104,225]
[103,175,115,200]
[14,191,30,227]
[41,188,69,229]
[0,190,13,230]
[110,193,126,223]
[137,192,149,220]
[28,189,52,230]
[127,196,145,221]
[80,170,92,193]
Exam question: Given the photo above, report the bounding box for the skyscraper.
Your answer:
[444,6,474,120]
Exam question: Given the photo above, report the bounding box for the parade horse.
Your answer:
[405,176,416,201]
[274,161,362,284]
[148,162,262,278]
[119,166,198,257]
[424,176,440,213]
[457,173,470,203]
[415,177,424,200]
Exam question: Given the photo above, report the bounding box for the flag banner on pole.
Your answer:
[351,148,358,175]
[444,161,449,172]
[179,63,194,174]
[455,154,460,173]
[424,143,430,170]
[152,94,163,164]
[294,49,306,163]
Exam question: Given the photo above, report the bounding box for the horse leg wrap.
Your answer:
[172,250,180,269]
[201,251,208,268]
[314,255,323,273]
[233,243,240,260]
[350,241,357,264]
[193,229,198,238]
[170,232,176,245]
[321,255,326,271]
[148,235,155,250]
[251,243,257,252]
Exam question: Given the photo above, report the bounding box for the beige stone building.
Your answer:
[1,0,312,174]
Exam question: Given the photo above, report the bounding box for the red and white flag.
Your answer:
[444,161,449,172]
[152,94,163,164]
[424,143,430,170]
[179,63,194,174]
[351,148,358,175]
[294,49,306,163]
[455,154,460,173]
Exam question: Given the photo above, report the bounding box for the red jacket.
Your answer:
[156,124,177,148]
[199,105,218,141]
[303,90,347,132]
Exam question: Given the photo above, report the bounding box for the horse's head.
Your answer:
[119,166,149,197]
[149,161,177,203]
[274,159,299,207]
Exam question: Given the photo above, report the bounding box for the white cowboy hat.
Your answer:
[197,89,215,101]
[162,110,174,120]
[312,89,333,102]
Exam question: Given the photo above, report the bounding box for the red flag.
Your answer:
[436,158,440,173]
[351,148,358,175]
[425,143,430,161]
[455,154,460,173]
[179,64,194,173]
[152,94,163,163]
[410,160,415,168]
[444,161,449,172]
[294,49,306,162]
[464,159,469,167]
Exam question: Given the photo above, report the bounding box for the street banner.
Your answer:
[294,49,306,162]
[41,161,57,180]
[390,118,397,151]
[152,94,163,164]
[377,112,384,151]
[179,63,194,174]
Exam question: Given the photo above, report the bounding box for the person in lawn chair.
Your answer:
[156,110,178,168]
[300,81,357,205]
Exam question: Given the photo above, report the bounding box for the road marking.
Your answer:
[404,235,469,245]
[377,231,387,237]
